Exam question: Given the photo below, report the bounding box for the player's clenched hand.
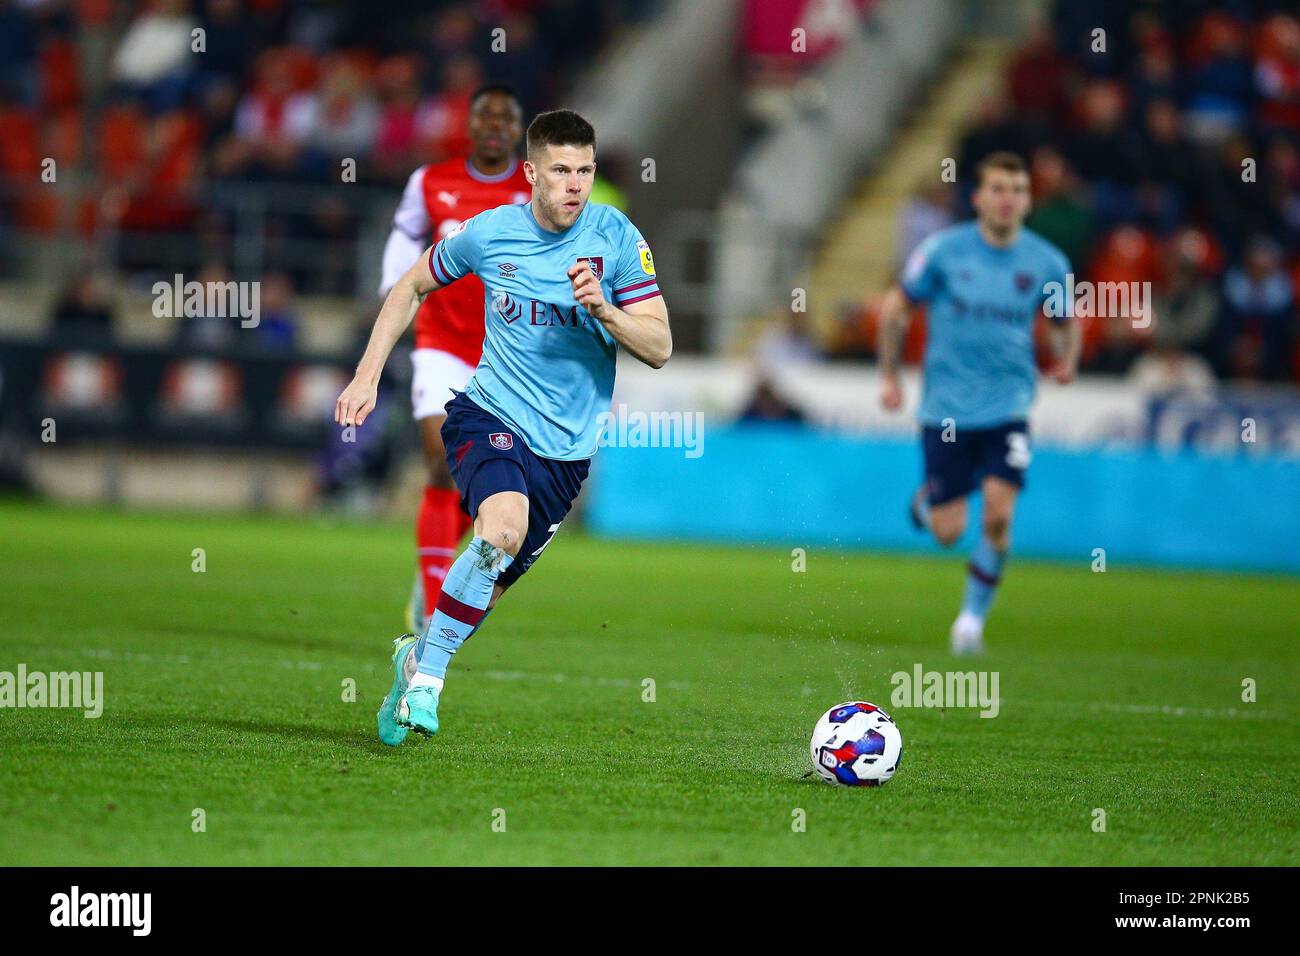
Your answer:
[335,376,378,427]
[880,374,903,412]
[568,262,609,320]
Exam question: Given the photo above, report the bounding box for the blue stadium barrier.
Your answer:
[585,424,1300,574]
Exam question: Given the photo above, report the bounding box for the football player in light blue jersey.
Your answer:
[877,151,1080,655]
[336,110,671,742]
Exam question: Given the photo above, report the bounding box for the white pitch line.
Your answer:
[473,669,690,690]
[26,649,1272,714]
[27,647,689,690]
[1086,701,1278,721]
[70,647,325,671]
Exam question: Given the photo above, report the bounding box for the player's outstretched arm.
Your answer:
[568,262,672,369]
[877,285,912,411]
[336,247,441,427]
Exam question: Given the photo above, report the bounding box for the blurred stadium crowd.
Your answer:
[835,1,1300,387]
[0,0,653,302]
[0,0,659,502]
[1,0,1298,391]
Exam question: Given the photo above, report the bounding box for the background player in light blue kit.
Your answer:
[876,151,1080,655]
[335,110,671,742]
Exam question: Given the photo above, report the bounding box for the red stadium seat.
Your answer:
[99,104,147,183]
[0,105,62,231]
[40,36,82,113]
[0,106,40,179]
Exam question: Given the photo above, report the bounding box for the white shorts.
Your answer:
[410,348,475,421]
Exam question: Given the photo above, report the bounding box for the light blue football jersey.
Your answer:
[429,201,661,460]
[900,221,1070,428]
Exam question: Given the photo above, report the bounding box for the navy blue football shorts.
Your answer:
[921,419,1030,506]
[441,391,590,589]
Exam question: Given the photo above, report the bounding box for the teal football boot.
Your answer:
[397,684,441,737]
[377,634,419,746]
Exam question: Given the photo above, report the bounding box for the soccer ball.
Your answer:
[810,701,903,786]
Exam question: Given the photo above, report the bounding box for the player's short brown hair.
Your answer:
[975,151,1028,186]
[526,109,596,159]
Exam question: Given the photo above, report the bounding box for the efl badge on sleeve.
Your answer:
[637,239,655,276]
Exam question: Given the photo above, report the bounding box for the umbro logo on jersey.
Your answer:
[489,433,514,450]
[1014,271,1034,292]
[499,262,518,277]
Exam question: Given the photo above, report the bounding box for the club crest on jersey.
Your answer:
[489,432,514,450]
[1014,271,1034,292]
[492,290,522,324]
[576,256,604,280]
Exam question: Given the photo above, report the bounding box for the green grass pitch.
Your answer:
[0,499,1296,866]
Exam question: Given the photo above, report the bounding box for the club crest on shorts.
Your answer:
[576,256,604,280]
[489,432,514,450]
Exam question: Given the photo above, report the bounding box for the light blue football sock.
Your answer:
[961,537,1006,619]
[914,489,932,530]
[414,537,513,679]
